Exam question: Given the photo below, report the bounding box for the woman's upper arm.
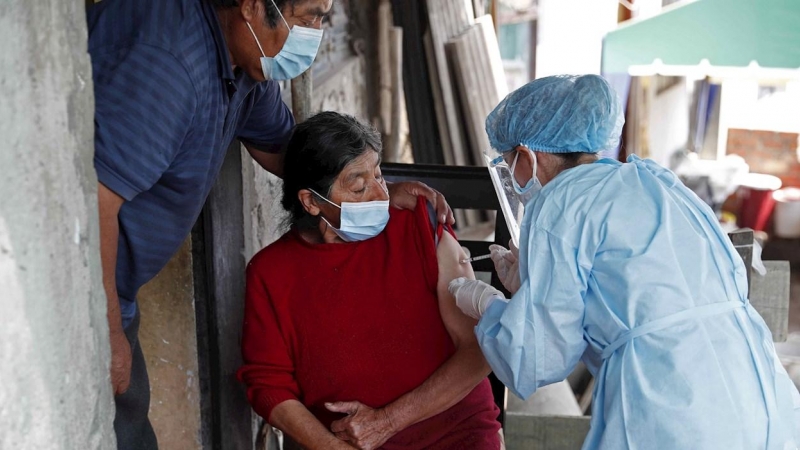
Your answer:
[435,231,480,348]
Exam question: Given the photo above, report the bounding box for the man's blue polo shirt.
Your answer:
[87,0,294,327]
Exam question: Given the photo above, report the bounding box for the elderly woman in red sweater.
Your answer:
[238,112,502,450]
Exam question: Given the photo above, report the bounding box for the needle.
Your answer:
[461,253,492,264]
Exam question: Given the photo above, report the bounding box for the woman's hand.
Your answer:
[326,401,398,450]
[386,181,455,225]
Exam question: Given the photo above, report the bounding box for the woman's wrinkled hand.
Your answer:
[386,181,455,225]
[326,401,398,450]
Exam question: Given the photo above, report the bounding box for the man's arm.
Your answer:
[326,232,490,449]
[244,144,283,177]
[98,182,131,395]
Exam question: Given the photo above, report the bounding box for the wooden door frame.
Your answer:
[193,142,253,450]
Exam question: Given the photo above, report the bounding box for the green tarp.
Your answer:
[602,0,800,74]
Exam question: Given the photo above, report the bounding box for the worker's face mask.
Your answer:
[246,0,323,81]
[309,189,390,242]
[510,149,542,205]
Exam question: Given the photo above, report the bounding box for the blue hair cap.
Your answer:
[486,74,624,154]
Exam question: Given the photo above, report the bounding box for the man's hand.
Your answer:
[326,401,398,450]
[110,330,132,395]
[386,181,454,225]
[98,182,129,395]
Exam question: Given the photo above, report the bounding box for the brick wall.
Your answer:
[727,128,800,187]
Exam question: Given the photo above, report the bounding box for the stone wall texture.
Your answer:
[727,128,800,188]
[0,0,115,449]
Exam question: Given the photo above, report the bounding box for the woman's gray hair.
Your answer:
[281,112,383,230]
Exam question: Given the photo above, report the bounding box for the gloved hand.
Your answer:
[490,239,520,294]
[448,277,506,319]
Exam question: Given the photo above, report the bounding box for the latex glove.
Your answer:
[448,277,506,319]
[489,239,521,294]
[326,401,397,450]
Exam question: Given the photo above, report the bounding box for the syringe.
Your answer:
[460,253,492,264]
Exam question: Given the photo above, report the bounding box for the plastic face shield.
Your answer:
[485,151,522,248]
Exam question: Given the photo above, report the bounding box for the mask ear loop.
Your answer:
[245,22,267,57]
[269,0,291,31]
[509,150,520,182]
[308,188,340,234]
[308,188,341,210]
[512,146,537,186]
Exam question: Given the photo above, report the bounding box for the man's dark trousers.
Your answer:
[114,310,158,450]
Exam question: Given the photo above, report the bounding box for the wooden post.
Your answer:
[378,0,392,136]
[385,26,404,163]
[291,71,313,123]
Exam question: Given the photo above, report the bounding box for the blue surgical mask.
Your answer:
[246,0,323,81]
[510,149,542,205]
[309,189,390,242]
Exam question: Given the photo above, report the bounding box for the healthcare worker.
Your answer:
[449,74,800,449]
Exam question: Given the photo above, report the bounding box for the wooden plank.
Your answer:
[386,26,404,162]
[193,142,252,450]
[291,71,313,123]
[391,0,445,164]
[473,0,484,16]
[425,0,490,228]
[424,0,474,167]
[423,31,454,166]
[446,16,508,166]
[504,413,591,450]
[750,260,790,343]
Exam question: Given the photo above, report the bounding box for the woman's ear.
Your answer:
[512,145,535,186]
[239,0,266,23]
[298,190,320,216]
[514,145,535,170]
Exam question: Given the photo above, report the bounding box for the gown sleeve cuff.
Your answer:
[477,298,508,335]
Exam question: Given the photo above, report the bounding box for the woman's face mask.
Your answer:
[246,0,323,81]
[510,149,542,205]
[309,189,390,242]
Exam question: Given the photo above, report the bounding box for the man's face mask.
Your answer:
[246,0,323,81]
[309,189,390,242]
[509,149,542,205]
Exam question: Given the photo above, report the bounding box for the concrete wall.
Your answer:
[0,0,115,449]
[137,238,202,449]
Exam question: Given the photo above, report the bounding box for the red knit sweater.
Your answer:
[239,197,500,449]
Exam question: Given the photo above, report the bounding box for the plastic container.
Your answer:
[773,187,800,238]
[736,173,782,231]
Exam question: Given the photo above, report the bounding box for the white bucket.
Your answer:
[773,187,800,238]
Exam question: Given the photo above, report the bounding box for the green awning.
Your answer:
[602,0,800,75]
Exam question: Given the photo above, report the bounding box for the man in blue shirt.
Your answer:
[88,0,453,447]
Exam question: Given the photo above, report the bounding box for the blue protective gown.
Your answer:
[477,155,800,449]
